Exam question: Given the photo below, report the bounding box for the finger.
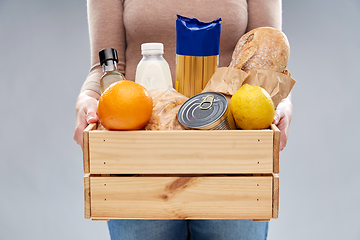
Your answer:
[74,108,88,147]
[86,105,98,124]
[272,109,282,125]
[279,132,287,151]
[277,118,288,152]
[74,120,86,147]
[272,113,279,125]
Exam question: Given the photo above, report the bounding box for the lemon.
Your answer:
[230,84,275,130]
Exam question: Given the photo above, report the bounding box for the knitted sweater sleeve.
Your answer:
[247,0,282,31]
[81,0,126,95]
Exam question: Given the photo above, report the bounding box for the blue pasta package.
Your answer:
[176,15,222,57]
[176,15,222,97]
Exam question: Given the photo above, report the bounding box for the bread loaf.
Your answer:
[229,27,290,73]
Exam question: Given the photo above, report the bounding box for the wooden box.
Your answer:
[83,123,280,221]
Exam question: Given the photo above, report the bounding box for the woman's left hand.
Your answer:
[272,96,293,151]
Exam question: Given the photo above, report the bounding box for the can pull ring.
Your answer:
[199,95,214,110]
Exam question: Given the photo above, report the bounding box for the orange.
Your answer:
[98,80,153,130]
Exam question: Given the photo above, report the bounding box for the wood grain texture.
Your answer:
[88,130,274,174]
[90,176,273,219]
[271,124,280,173]
[84,174,91,219]
[83,123,97,174]
[272,174,279,219]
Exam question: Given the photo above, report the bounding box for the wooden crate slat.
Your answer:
[89,130,274,174]
[84,174,91,219]
[83,123,97,174]
[271,124,280,173]
[272,174,279,219]
[90,176,273,220]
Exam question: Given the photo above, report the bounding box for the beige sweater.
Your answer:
[82,0,282,95]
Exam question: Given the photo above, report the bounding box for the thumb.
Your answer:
[272,108,284,125]
[273,111,280,125]
[86,106,98,124]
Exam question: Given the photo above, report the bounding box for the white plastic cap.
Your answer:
[141,43,164,55]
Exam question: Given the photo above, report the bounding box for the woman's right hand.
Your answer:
[73,90,100,147]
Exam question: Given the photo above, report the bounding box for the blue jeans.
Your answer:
[108,219,268,240]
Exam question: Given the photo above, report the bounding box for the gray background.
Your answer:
[0,0,359,239]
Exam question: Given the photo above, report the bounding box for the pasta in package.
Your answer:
[176,15,222,98]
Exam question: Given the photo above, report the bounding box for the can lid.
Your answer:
[177,92,228,130]
[99,48,119,65]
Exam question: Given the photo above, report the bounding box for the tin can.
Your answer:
[177,92,236,130]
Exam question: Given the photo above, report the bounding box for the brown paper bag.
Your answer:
[202,67,296,107]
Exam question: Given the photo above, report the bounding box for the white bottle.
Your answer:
[135,43,173,90]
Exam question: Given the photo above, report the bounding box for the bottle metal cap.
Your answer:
[99,48,119,65]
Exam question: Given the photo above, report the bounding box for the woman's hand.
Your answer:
[273,96,293,151]
[73,90,100,147]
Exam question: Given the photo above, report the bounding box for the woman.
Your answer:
[74,0,292,239]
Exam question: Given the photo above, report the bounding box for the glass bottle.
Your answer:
[135,43,173,91]
[99,48,125,94]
